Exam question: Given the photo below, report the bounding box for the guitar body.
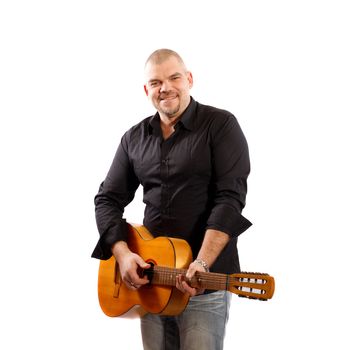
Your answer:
[98,224,193,318]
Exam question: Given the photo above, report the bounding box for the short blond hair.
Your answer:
[145,49,187,69]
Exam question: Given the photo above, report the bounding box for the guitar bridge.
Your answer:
[113,261,121,298]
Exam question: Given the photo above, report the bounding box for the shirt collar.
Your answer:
[148,97,196,135]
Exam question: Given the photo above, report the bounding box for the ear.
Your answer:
[187,72,193,89]
[144,84,149,96]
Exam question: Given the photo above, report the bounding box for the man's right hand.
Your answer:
[111,241,150,290]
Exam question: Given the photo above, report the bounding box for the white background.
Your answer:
[1,1,349,349]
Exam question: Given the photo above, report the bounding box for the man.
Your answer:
[92,49,252,350]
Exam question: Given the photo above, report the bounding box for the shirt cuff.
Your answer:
[91,219,128,260]
[206,204,252,237]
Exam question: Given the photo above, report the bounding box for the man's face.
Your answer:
[144,56,193,120]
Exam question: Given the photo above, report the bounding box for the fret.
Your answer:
[150,266,232,291]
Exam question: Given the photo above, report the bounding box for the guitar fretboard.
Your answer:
[148,266,233,291]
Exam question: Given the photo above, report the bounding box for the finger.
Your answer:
[127,266,150,286]
[176,275,197,296]
[129,273,149,286]
[181,280,197,296]
[185,265,196,279]
[135,255,151,269]
[175,275,185,291]
[176,275,189,294]
[176,275,205,296]
[124,280,137,290]
[186,261,204,279]
[123,273,138,289]
[129,279,145,290]
[182,280,205,296]
[195,288,205,295]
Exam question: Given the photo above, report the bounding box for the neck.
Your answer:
[159,117,178,139]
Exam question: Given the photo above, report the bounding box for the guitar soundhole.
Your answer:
[142,261,155,285]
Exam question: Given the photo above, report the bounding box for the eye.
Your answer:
[149,81,160,88]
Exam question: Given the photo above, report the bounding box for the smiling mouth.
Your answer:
[160,95,178,102]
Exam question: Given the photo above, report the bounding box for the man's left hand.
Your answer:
[175,261,206,296]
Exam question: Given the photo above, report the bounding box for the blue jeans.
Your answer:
[140,290,232,350]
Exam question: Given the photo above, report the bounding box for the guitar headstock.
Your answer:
[229,272,275,300]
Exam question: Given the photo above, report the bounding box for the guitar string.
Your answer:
[150,270,267,283]
[152,275,268,286]
[150,266,269,282]
[148,275,267,295]
[151,266,269,279]
[151,265,268,276]
[147,267,269,291]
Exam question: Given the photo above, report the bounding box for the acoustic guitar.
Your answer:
[97,224,275,318]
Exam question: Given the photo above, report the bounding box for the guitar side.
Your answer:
[98,224,193,318]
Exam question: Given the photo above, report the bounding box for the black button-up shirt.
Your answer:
[92,98,252,274]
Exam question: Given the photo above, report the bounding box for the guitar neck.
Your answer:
[148,266,233,291]
[145,265,275,300]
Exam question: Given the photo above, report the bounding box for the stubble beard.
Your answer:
[156,94,181,119]
[159,104,180,118]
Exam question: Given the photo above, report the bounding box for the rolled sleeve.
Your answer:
[206,114,252,237]
[206,205,252,237]
[91,134,140,260]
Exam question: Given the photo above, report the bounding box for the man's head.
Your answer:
[144,49,193,121]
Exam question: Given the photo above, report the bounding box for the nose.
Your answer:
[160,80,170,93]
